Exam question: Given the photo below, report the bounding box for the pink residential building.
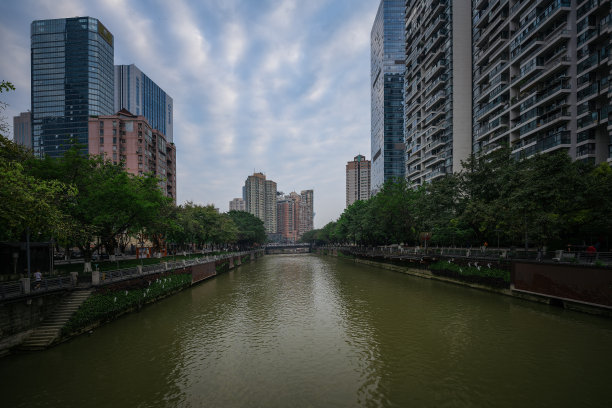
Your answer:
[88,109,176,202]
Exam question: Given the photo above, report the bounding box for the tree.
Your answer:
[28,147,169,260]
[0,136,76,241]
[228,210,266,249]
[0,81,16,137]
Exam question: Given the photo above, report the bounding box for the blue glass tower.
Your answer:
[31,17,114,158]
[371,0,406,194]
[115,64,173,143]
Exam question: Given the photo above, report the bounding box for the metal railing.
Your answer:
[321,245,612,266]
[95,251,257,285]
[0,275,73,300]
[1,251,260,300]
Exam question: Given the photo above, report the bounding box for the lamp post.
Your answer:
[26,227,31,279]
[495,229,502,249]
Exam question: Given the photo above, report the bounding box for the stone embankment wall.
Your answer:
[319,248,612,317]
[0,250,264,353]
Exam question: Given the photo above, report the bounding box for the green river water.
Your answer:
[1,254,611,407]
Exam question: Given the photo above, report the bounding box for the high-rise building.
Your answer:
[371,0,406,193]
[88,110,176,202]
[229,198,246,211]
[299,189,314,236]
[31,17,114,158]
[276,190,314,242]
[472,0,611,164]
[244,172,277,233]
[115,64,173,143]
[277,193,300,242]
[404,0,472,185]
[346,154,371,207]
[13,112,32,149]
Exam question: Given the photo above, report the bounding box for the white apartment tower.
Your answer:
[244,173,277,233]
[346,155,372,208]
[472,0,611,164]
[404,0,473,185]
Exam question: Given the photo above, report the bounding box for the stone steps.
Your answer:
[18,289,92,351]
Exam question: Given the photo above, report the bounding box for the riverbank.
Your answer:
[56,252,262,346]
[4,251,264,355]
[323,251,612,318]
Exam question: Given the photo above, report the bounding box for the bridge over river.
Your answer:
[264,243,312,254]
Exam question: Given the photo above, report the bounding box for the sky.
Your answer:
[0,0,379,228]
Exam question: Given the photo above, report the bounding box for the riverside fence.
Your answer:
[323,245,612,266]
[0,251,263,301]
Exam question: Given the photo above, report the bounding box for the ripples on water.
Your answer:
[1,254,612,407]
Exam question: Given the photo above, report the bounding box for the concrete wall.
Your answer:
[512,262,612,307]
[191,262,216,284]
[0,293,65,338]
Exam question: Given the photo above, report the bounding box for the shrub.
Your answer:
[62,273,192,334]
[429,260,510,287]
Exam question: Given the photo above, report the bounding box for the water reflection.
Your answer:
[1,254,611,408]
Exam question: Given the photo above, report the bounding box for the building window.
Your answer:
[99,137,104,144]
[99,128,104,136]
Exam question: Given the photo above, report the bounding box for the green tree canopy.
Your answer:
[228,210,266,249]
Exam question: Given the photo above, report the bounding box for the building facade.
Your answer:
[31,17,114,158]
[115,64,173,143]
[229,198,246,211]
[472,0,611,164]
[371,0,406,193]
[277,193,300,242]
[299,189,314,236]
[88,110,176,202]
[404,0,472,186]
[276,190,314,242]
[346,154,371,207]
[13,112,32,148]
[244,172,277,234]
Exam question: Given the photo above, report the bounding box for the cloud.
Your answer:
[223,22,247,68]
[1,0,380,228]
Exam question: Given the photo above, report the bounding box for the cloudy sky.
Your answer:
[0,0,378,228]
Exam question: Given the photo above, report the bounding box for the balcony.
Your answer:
[512,130,571,159]
[518,56,571,92]
[511,0,571,51]
[475,116,509,140]
[577,111,599,130]
[475,95,509,122]
[424,90,446,111]
[518,110,571,137]
[424,59,448,82]
[423,110,445,127]
[423,74,447,98]
[516,81,571,111]
[424,166,447,182]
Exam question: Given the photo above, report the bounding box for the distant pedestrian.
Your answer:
[586,245,597,263]
[34,270,42,290]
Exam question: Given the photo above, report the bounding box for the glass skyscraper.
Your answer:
[31,17,114,158]
[371,0,406,194]
[115,64,173,143]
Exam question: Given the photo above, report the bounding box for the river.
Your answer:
[1,254,611,407]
